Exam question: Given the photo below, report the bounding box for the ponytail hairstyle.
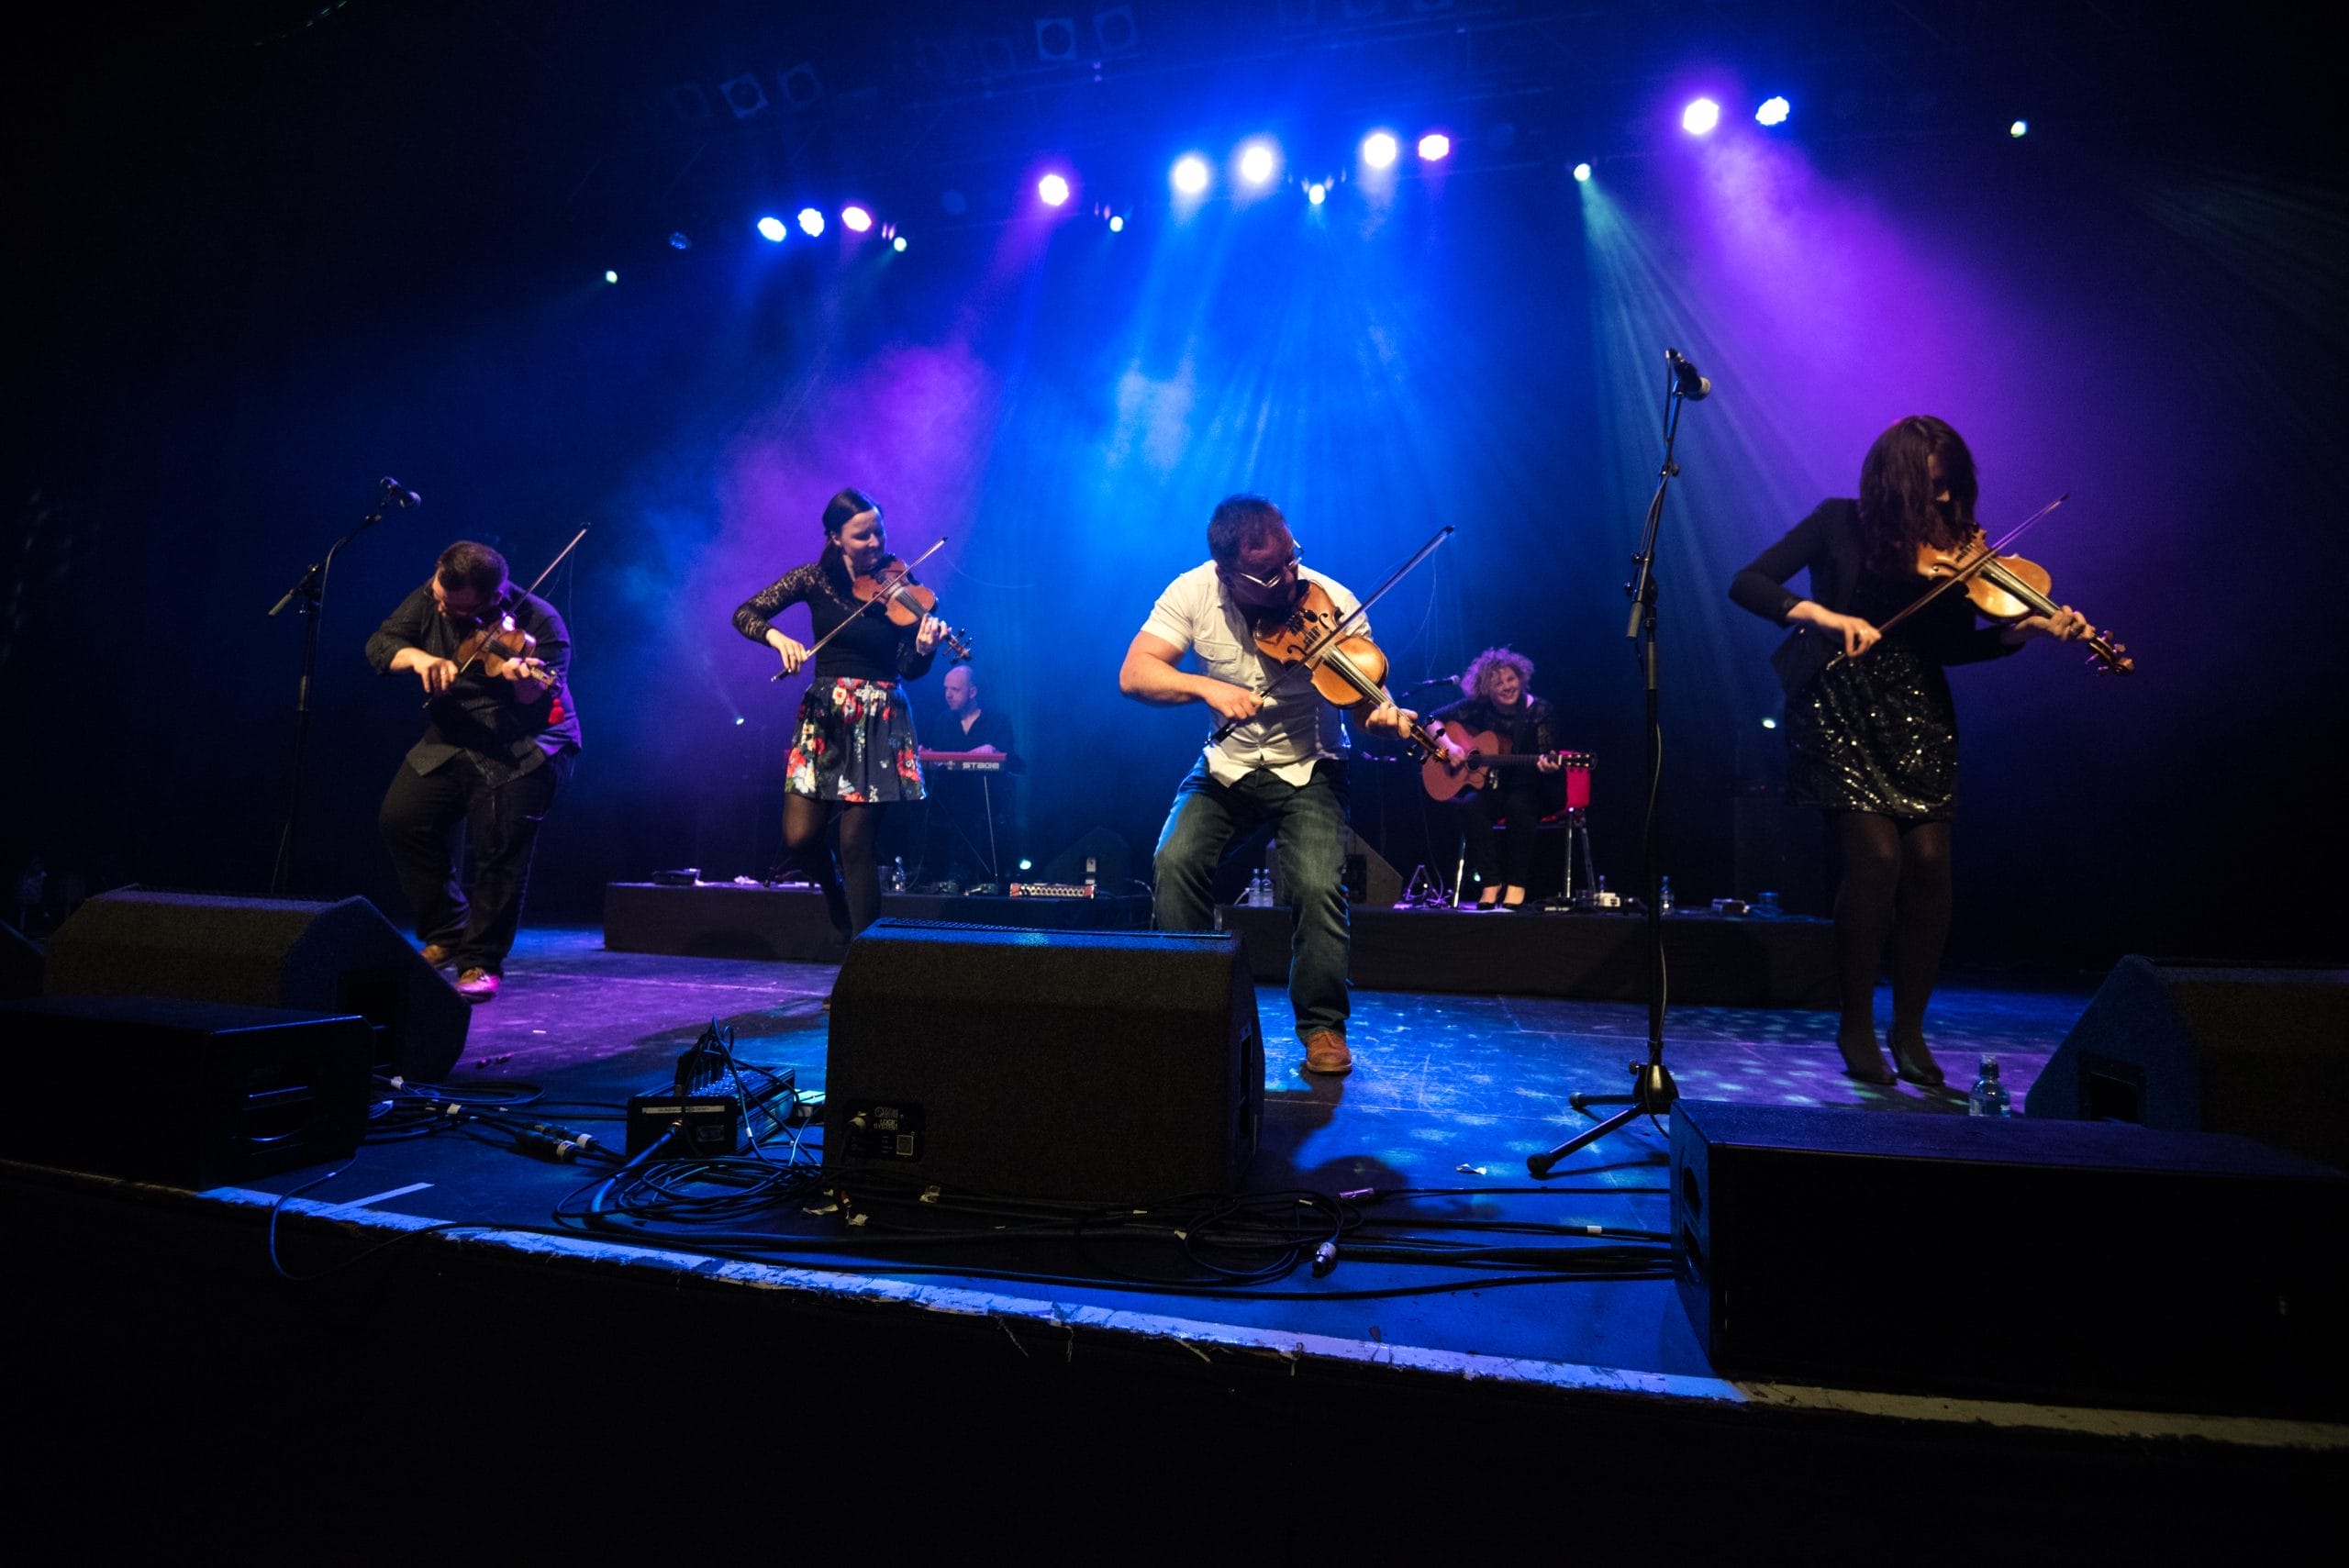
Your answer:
[818,486,883,591]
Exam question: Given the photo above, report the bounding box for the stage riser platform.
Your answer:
[603,882,1150,962]
[1218,905,1836,1007]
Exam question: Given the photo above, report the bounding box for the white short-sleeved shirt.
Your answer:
[1141,562,1366,787]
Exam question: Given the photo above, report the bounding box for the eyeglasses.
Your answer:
[1231,542,1302,592]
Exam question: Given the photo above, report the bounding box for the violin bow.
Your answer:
[1209,524,1455,742]
[449,525,589,683]
[775,536,948,679]
[1823,495,2065,669]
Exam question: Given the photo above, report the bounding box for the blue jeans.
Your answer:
[1152,758,1351,1039]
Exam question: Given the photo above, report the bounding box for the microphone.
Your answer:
[379,477,421,508]
[1664,348,1712,401]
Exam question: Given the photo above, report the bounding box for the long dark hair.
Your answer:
[1857,416,1976,573]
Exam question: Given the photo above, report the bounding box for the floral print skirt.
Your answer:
[785,677,925,803]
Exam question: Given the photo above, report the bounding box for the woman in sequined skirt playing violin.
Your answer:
[1730,417,2093,1088]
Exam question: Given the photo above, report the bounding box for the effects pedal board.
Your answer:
[1007,882,1096,898]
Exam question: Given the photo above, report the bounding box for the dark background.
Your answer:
[6,1,2340,968]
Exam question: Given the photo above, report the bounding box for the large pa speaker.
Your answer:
[1671,1099,2348,1417]
[2024,956,2349,1172]
[823,920,1262,1206]
[0,995,372,1186]
[44,889,469,1081]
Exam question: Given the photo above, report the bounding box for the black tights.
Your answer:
[784,794,885,940]
[1828,811,1953,1051]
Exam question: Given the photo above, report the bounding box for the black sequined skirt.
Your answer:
[1783,637,1958,821]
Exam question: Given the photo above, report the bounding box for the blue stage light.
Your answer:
[668,231,693,250]
[1573,161,1592,183]
[1307,182,1326,206]
[1238,141,1278,185]
[1417,132,1451,161]
[892,235,907,252]
[841,206,873,233]
[756,216,787,242]
[1108,214,1125,232]
[1755,95,1791,127]
[796,207,825,237]
[1683,98,1721,135]
[1172,154,1210,195]
[603,269,618,284]
[1362,131,1398,169]
[1038,172,1071,206]
[2009,118,2029,138]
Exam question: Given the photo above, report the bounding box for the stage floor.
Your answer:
[72,929,2220,1378]
[11,928,2340,1543]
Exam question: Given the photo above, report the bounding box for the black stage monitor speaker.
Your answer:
[1671,1099,2348,1418]
[2024,956,2349,1172]
[44,889,469,1081]
[0,995,372,1187]
[824,920,1262,1206]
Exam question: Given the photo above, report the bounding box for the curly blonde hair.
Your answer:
[1461,645,1534,702]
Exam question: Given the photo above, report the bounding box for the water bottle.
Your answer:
[1659,875,1674,916]
[1969,1054,2011,1118]
[1084,855,1097,894]
[1252,869,1270,907]
[890,856,907,893]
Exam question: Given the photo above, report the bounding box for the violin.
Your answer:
[1240,580,1464,765]
[452,612,555,686]
[854,560,974,663]
[1915,530,2134,674]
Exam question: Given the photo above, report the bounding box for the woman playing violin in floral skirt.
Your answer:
[1729,417,2093,1088]
[734,487,947,940]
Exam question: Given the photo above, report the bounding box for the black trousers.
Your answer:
[1458,773,1545,891]
[378,752,562,973]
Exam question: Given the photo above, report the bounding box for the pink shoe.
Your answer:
[455,968,501,1005]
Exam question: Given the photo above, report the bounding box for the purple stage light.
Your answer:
[1755,95,1791,127]
[1362,131,1398,169]
[796,207,825,237]
[1039,172,1071,206]
[1417,132,1451,161]
[841,206,873,233]
[1172,154,1210,195]
[756,216,787,242]
[1683,98,1721,135]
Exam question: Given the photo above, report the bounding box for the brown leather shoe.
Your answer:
[1302,1030,1353,1076]
[455,968,500,1005]
[420,943,453,967]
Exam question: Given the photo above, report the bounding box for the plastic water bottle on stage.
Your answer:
[1969,1055,2010,1117]
[1659,876,1674,916]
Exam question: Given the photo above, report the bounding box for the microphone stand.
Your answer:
[1529,356,1698,1176]
[266,479,414,895]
